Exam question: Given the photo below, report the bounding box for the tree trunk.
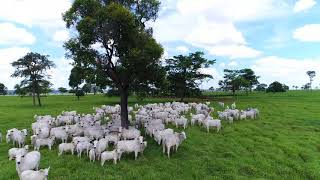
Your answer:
[76,86,80,100]
[180,88,185,102]
[32,84,36,106]
[35,82,41,107]
[37,92,42,107]
[120,87,129,129]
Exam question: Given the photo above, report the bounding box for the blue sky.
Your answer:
[0,0,320,90]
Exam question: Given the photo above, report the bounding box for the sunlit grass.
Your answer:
[0,91,320,179]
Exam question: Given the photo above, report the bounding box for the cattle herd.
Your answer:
[1,101,259,180]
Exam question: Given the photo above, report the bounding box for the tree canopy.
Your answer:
[11,52,55,106]
[164,51,215,101]
[0,83,7,95]
[306,71,316,90]
[14,84,28,97]
[266,81,288,93]
[82,83,92,94]
[219,68,259,95]
[63,0,163,128]
[255,83,268,92]
[58,87,68,94]
[238,68,259,91]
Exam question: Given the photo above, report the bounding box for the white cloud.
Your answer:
[0,23,36,45]
[176,46,189,53]
[0,47,30,89]
[48,57,73,89]
[153,0,286,59]
[0,0,71,29]
[252,56,320,88]
[228,61,238,66]
[293,0,316,13]
[208,45,262,59]
[177,0,289,22]
[186,20,246,46]
[293,24,320,42]
[53,30,69,42]
[219,63,226,68]
[199,67,223,89]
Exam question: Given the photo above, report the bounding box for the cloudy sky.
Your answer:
[0,0,320,90]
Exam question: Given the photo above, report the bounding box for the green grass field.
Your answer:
[1,91,320,179]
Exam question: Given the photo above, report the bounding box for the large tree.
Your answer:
[306,71,316,90]
[239,68,259,92]
[0,83,8,95]
[165,51,215,101]
[11,52,55,106]
[266,81,288,93]
[63,0,163,128]
[219,69,247,95]
[219,68,259,95]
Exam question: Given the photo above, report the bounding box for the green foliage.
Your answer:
[209,87,215,91]
[292,85,299,90]
[266,81,288,93]
[63,0,163,127]
[11,52,55,106]
[255,83,268,92]
[58,87,68,94]
[14,84,28,97]
[69,67,84,89]
[0,83,7,95]
[219,68,259,95]
[136,91,147,102]
[238,68,259,90]
[75,89,85,97]
[106,88,120,97]
[164,51,215,101]
[219,69,246,95]
[82,83,92,94]
[39,80,53,95]
[69,89,76,94]
[306,71,316,90]
[302,83,311,90]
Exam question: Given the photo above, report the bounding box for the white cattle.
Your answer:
[20,167,50,180]
[8,145,29,160]
[100,150,119,166]
[116,137,146,160]
[58,143,75,156]
[202,118,221,133]
[162,132,186,158]
[15,151,41,176]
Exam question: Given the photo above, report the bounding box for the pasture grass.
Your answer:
[0,91,320,179]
